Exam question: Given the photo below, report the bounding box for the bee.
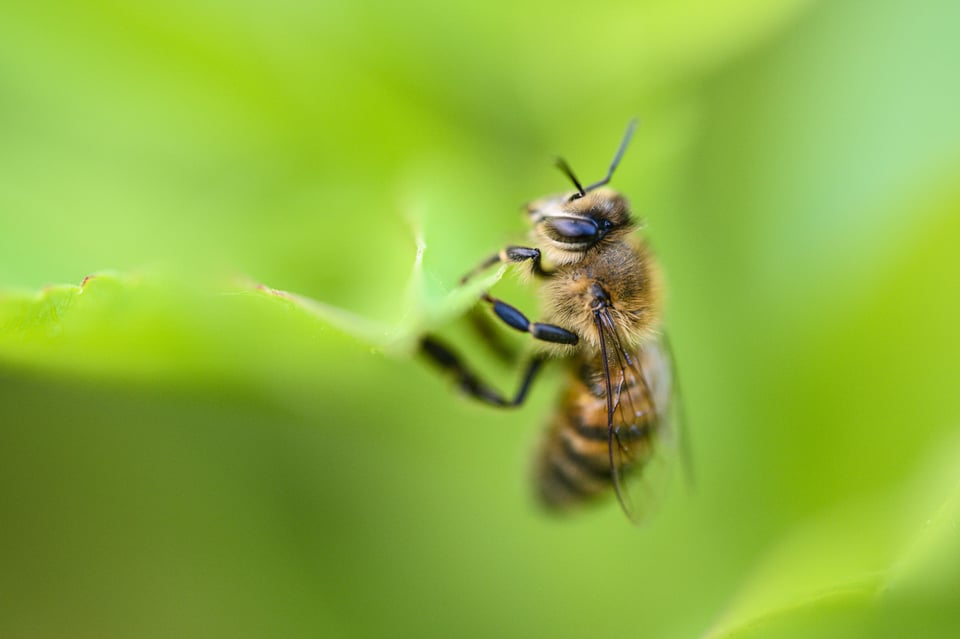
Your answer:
[421,120,677,521]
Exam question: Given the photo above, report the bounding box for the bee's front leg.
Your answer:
[459,246,549,285]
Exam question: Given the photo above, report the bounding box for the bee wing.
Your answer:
[593,309,677,523]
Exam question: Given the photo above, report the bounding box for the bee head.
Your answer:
[526,188,633,252]
[525,120,638,261]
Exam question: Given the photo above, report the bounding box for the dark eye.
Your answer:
[544,217,599,244]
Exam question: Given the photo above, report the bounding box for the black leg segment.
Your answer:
[490,299,530,332]
[482,294,578,345]
[467,306,520,364]
[420,336,545,408]
[460,245,549,284]
[532,323,578,344]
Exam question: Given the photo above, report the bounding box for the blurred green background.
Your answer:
[1,0,959,637]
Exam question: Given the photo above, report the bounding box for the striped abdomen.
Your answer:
[535,346,666,511]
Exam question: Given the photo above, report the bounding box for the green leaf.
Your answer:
[0,254,504,382]
[705,436,960,639]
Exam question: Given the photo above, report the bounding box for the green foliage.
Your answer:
[2,0,959,637]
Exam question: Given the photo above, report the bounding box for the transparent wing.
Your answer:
[594,308,678,523]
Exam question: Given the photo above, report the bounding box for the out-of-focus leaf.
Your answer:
[0,256,504,382]
[704,434,960,639]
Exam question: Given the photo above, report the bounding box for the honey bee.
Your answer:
[421,120,677,521]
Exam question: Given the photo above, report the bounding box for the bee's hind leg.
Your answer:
[419,336,545,408]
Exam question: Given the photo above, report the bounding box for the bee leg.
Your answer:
[481,294,579,345]
[459,246,549,285]
[420,336,545,407]
[467,305,521,364]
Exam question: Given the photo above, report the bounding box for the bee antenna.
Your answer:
[555,157,586,201]
[584,118,638,193]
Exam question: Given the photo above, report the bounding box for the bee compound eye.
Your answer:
[546,217,599,244]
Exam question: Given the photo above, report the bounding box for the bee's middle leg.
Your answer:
[481,294,579,346]
[466,305,521,364]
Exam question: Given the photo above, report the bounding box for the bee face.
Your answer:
[526,188,634,262]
